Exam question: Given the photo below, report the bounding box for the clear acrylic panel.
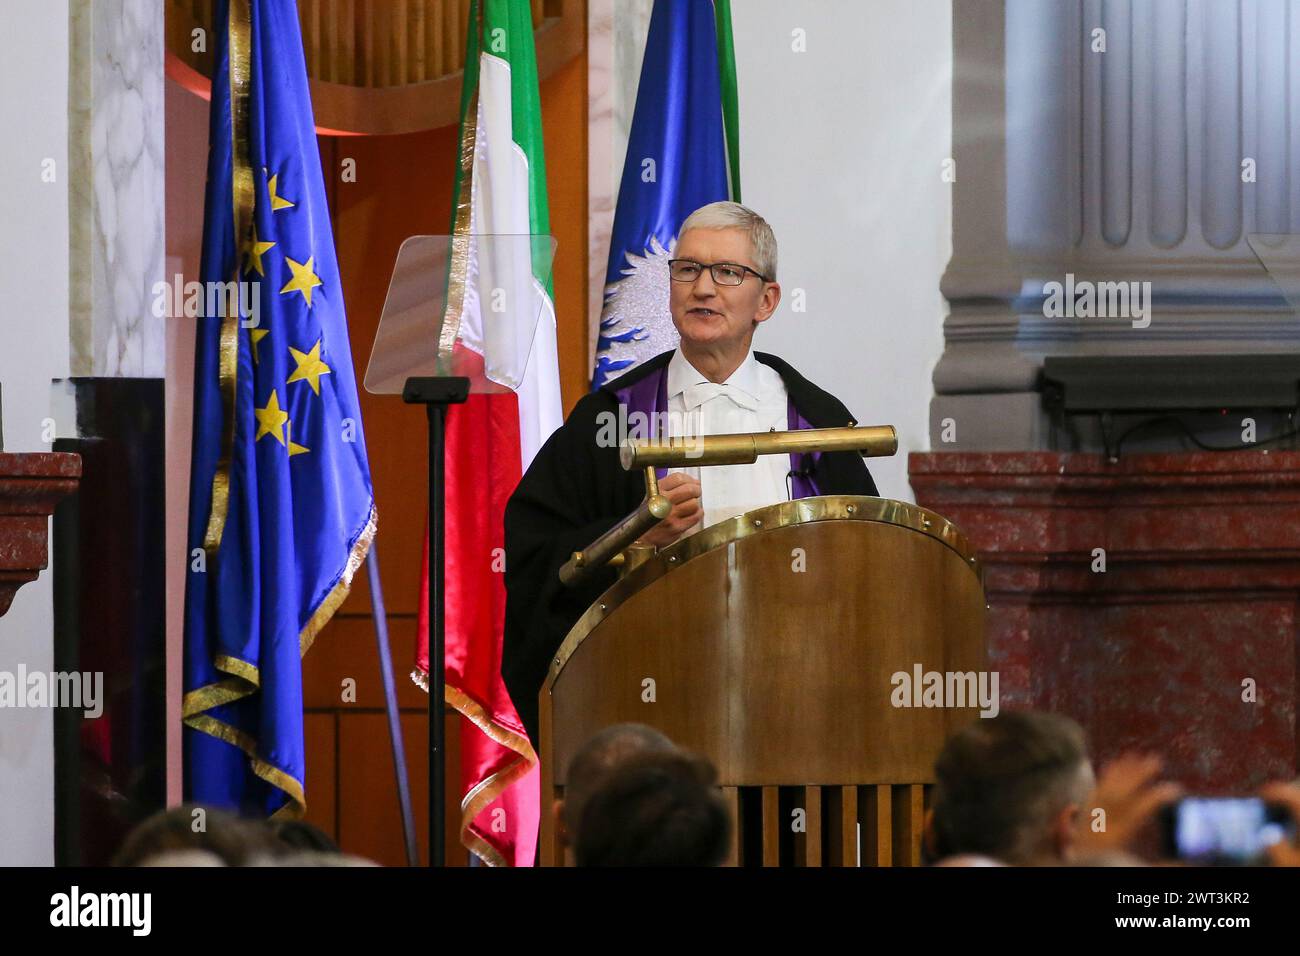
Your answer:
[364,234,557,395]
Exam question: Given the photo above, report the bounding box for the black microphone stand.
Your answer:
[402,375,470,867]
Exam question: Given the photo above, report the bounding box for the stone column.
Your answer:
[68,0,166,377]
[934,0,1300,451]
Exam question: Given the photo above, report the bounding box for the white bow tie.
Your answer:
[681,381,760,412]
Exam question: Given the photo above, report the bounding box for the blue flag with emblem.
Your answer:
[591,0,741,388]
[183,0,376,818]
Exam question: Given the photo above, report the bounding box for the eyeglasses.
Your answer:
[668,258,770,286]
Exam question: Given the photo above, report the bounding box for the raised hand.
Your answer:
[638,472,703,549]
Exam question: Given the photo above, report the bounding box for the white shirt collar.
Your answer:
[667,347,763,406]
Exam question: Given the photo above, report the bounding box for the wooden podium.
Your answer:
[539,495,987,867]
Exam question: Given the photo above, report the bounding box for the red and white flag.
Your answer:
[413,0,562,866]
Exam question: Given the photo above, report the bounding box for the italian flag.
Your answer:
[413,0,562,867]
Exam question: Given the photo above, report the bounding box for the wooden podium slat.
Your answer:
[863,784,892,867]
[761,786,780,866]
[540,790,568,867]
[823,785,859,866]
[892,783,926,867]
[722,786,741,867]
[800,785,822,867]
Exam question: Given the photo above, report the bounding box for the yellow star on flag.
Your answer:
[267,172,295,211]
[280,255,323,307]
[287,339,333,395]
[254,389,289,446]
[287,420,310,457]
[250,328,270,364]
[242,225,276,277]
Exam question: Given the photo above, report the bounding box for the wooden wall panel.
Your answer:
[170,2,547,90]
[336,711,463,866]
[302,713,338,839]
[302,616,427,711]
[303,614,461,864]
[539,49,591,414]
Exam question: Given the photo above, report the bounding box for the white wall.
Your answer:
[733,0,952,501]
[0,0,71,866]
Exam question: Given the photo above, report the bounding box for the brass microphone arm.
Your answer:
[560,425,898,587]
[559,469,669,587]
[619,424,898,470]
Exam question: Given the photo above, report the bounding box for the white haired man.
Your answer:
[502,201,879,746]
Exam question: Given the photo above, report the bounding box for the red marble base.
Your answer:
[910,450,1300,792]
[0,453,81,618]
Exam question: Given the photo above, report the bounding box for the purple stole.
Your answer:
[613,365,821,500]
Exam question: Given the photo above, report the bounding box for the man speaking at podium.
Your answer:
[503,202,879,745]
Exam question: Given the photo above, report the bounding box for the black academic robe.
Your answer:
[501,349,880,746]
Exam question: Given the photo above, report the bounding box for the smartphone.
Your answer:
[1160,797,1293,865]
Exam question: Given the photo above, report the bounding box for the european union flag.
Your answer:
[591,0,740,387]
[183,0,376,818]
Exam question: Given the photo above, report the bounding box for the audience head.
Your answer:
[928,711,1094,866]
[249,851,379,867]
[1073,849,1146,867]
[558,722,677,846]
[574,749,731,867]
[134,849,227,867]
[273,819,341,854]
[112,804,283,867]
[931,854,1007,868]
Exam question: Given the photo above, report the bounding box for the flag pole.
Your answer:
[365,541,419,867]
